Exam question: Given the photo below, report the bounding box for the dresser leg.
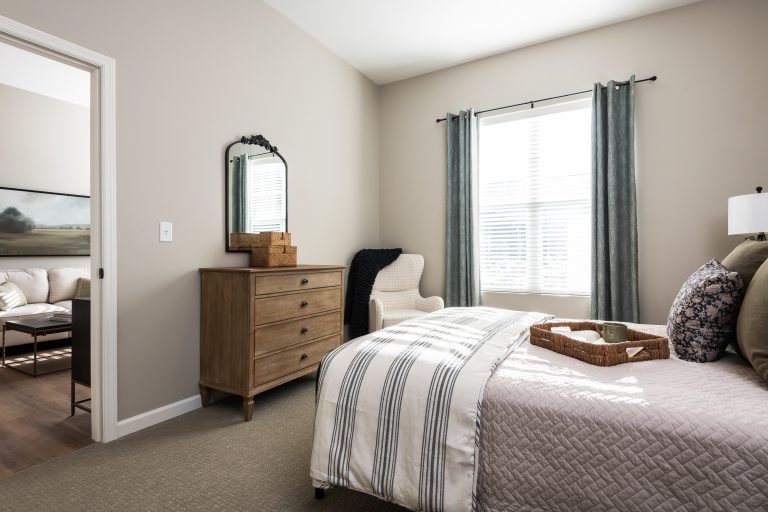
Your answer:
[314,488,325,500]
[199,385,211,407]
[243,396,254,421]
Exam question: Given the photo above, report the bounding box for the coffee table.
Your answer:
[2,318,72,377]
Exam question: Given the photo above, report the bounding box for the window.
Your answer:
[478,98,591,295]
[248,154,286,232]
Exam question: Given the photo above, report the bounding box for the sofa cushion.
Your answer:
[0,281,27,310]
[0,269,49,304]
[54,300,72,311]
[0,302,68,321]
[48,268,89,304]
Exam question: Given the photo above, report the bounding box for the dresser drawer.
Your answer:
[254,287,341,325]
[253,311,341,357]
[253,334,340,387]
[254,271,342,295]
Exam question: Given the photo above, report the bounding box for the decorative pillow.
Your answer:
[736,259,768,383]
[722,240,768,289]
[48,267,89,303]
[74,277,91,299]
[667,260,744,362]
[0,281,28,311]
[3,269,48,304]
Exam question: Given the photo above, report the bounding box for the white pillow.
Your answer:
[0,281,28,311]
[48,268,90,303]
[4,269,48,304]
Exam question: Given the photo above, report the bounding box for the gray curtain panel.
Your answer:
[231,154,249,233]
[591,76,639,322]
[445,109,481,307]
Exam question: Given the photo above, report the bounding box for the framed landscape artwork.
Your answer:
[0,186,90,257]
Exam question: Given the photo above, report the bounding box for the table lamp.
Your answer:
[729,186,768,241]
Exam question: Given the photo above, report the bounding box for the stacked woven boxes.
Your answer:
[249,232,297,267]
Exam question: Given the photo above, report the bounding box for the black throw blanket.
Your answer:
[345,248,402,339]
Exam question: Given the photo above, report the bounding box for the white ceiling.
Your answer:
[0,41,90,107]
[263,0,702,85]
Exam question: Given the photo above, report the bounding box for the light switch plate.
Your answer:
[159,221,173,242]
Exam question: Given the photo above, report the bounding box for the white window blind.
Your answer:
[248,155,286,233]
[478,98,591,295]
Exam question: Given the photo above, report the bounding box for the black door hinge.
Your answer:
[99,268,104,279]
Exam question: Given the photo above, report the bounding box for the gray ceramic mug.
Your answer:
[597,322,628,343]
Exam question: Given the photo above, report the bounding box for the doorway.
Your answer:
[0,13,118,477]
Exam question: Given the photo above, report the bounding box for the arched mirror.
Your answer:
[225,135,288,251]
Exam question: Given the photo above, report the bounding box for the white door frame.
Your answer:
[0,15,118,442]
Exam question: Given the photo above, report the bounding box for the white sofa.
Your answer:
[368,254,444,332]
[0,268,89,348]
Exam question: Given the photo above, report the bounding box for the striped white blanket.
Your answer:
[310,307,550,512]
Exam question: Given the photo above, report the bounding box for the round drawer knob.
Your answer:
[300,327,309,334]
[300,301,309,308]
[301,278,309,285]
[300,353,308,361]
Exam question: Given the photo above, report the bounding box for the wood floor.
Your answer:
[0,346,92,479]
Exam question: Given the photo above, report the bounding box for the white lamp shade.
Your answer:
[728,192,768,235]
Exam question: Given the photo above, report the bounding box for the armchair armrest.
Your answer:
[369,298,384,333]
[415,295,444,313]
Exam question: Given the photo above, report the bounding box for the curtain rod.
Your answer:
[435,75,657,123]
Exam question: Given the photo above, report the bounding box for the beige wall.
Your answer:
[380,0,768,324]
[0,0,380,419]
[0,81,90,270]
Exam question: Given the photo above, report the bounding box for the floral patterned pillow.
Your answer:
[667,260,745,362]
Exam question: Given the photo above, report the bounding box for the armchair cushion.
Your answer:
[416,295,445,313]
[368,254,445,333]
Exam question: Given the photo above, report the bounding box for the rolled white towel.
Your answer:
[560,330,603,343]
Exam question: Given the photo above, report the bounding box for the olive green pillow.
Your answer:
[74,277,91,299]
[722,240,768,288]
[737,258,768,384]
[0,281,27,310]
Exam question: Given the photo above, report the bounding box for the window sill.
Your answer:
[482,290,590,298]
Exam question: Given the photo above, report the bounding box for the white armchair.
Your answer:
[368,254,444,333]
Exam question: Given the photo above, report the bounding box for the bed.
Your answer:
[310,307,768,512]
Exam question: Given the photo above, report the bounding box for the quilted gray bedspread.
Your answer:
[476,324,768,512]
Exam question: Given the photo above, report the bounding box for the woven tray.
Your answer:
[529,321,669,367]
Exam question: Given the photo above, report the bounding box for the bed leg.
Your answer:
[314,488,325,500]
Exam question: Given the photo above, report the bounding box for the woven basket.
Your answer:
[230,232,292,249]
[250,231,291,247]
[251,245,297,267]
[529,321,670,367]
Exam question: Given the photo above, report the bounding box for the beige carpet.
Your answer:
[0,375,406,512]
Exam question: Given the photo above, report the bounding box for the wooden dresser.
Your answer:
[199,265,345,421]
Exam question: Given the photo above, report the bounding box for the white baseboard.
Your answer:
[116,395,201,438]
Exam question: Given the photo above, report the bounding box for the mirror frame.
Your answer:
[224,134,288,252]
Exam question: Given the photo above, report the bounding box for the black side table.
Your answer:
[2,318,72,377]
[71,298,91,414]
